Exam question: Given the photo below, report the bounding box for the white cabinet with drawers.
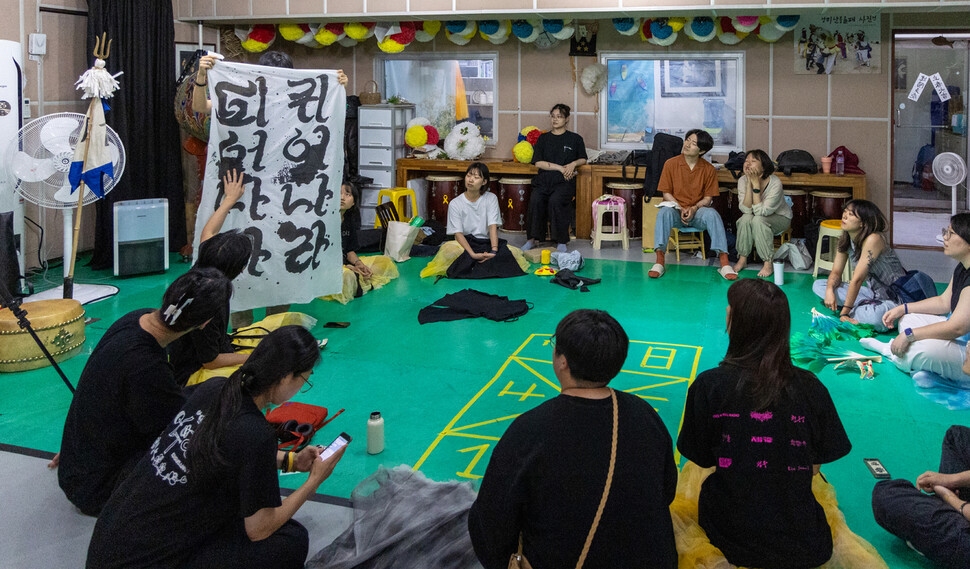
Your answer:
[358,103,414,226]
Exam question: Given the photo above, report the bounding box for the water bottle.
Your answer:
[367,411,385,454]
[835,150,845,176]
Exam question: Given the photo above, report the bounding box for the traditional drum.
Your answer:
[498,177,533,232]
[811,190,851,221]
[0,299,85,373]
[726,187,741,232]
[605,181,644,238]
[712,186,730,226]
[784,189,809,238]
[425,175,462,223]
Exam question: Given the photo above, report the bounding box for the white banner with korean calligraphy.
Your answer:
[194,61,346,311]
[793,14,880,75]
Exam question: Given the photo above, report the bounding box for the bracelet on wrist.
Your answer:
[195,81,207,87]
[904,303,909,314]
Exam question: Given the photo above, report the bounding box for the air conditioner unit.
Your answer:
[0,40,25,290]
[113,198,169,276]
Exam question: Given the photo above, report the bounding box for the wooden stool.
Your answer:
[376,187,417,227]
[592,199,629,250]
[813,219,852,279]
[669,227,706,262]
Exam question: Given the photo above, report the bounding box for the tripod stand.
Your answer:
[0,278,76,394]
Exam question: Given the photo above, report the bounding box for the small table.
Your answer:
[575,165,867,240]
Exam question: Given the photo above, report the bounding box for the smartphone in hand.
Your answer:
[318,432,352,461]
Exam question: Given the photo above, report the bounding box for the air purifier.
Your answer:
[113,198,169,276]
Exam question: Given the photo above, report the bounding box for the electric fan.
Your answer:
[933,152,968,216]
[2,112,126,298]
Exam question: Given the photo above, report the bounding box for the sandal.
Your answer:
[648,263,665,278]
[718,265,738,281]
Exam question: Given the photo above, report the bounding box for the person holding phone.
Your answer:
[86,326,344,569]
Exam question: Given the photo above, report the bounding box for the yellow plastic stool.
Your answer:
[376,187,417,228]
[813,219,852,279]
[669,227,706,262]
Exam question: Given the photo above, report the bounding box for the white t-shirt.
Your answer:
[446,191,502,239]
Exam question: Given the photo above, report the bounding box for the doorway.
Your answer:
[891,32,969,248]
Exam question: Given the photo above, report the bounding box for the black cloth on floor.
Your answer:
[409,243,440,257]
[58,309,184,516]
[676,364,852,569]
[446,236,526,279]
[86,377,297,569]
[550,269,600,292]
[418,289,531,324]
[872,425,970,569]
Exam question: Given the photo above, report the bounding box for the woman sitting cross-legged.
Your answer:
[861,213,970,389]
[812,199,907,331]
[732,149,792,278]
[674,279,884,569]
[321,180,398,304]
[420,162,529,279]
[86,326,345,569]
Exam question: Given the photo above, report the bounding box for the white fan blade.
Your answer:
[53,184,94,204]
[108,140,122,168]
[11,151,57,182]
[40,117,81,155]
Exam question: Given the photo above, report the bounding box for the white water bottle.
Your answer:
[835,150,845,176]
[367,412,385,454]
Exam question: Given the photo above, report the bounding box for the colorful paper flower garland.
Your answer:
[513,126,542,163]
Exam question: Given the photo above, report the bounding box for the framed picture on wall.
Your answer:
[660,60,727,98]
[175,42,215,80]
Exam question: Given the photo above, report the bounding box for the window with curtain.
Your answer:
[379,53,498,143]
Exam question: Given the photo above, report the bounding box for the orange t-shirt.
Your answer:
[657,155,720,209]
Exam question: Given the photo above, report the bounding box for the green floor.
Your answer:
[1,252,956,568]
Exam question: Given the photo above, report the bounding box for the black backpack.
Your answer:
[776,149,818,176]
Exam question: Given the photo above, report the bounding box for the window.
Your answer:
[599,52,744,154]
[378,53,498,143]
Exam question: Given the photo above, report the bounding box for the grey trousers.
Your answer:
[735,212,790,261]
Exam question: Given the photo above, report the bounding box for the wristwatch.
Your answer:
[904,328,914,342]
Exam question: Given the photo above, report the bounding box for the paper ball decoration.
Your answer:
[446,20,476,35]
[378,37,407,52]
[650,19,674,40]
[414,21,441,42]
[649,31,678,47]
[581,63,608,95]
[732,16,760,33]
[547,19,575,41]
[236,25,277,52]
[639,20,653,41]
[345,22,375,40]
[717,17,747,45]
[775,15,800,32]
[444,122,485,160]
[405,125,429,148]
[407,117,431,130]
[337,35,358,47]
[315,23,345,46]
[478,20,500,35]
[513,141,534,163]
[279,24,306,41]
[424,125,440,145]
[613,18,641,36]
[481,20,511,44]
[391,21,416,44]
[518,126,540,143]
[512,20,541,43]
[757,18,786,42]
[685,17,716,42]
[667,17,687,32]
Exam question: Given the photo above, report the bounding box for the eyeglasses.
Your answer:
[942,227,955,240]
[299,371,314,393]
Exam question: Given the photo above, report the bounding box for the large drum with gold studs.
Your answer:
[0,299,86,372]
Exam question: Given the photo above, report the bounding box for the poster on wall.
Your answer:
[793,14,880,75]
[194,61,346,311]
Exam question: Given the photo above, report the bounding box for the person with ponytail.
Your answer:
[676,279,852,569]
[87,326,344,569]
[57,267,230,516]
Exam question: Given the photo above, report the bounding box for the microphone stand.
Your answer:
[0,279,75,394]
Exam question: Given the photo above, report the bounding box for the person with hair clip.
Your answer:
[522,104,587,253]
[321,180,398,303]
[861,212,970,389]
[732,149,792,278]
[86,326,344,569]
[677,279,852,569]
[469,309,677,569]
[55,267,231,516]
[813,199,907,331]
[421,162,529,279]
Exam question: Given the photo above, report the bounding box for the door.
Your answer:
[891,32,969,248]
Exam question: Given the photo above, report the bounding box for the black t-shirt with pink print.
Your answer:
[677,364,851,569]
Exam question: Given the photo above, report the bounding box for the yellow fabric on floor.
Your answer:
[320,256,399,304]
[670,461,888,569]
[419,241,531,278]
[185,312,318,386]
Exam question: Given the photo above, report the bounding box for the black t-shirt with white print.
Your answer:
[677,364,851,569]
[86,377,281,568]
[532,130,586,188]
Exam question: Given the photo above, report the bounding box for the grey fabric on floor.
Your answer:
[0,450,354,569]
[308,465,483,569]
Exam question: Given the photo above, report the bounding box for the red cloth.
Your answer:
[827,146,865,175]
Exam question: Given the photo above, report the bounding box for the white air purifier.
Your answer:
[0,40,25,288]
[113,198,169,276]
